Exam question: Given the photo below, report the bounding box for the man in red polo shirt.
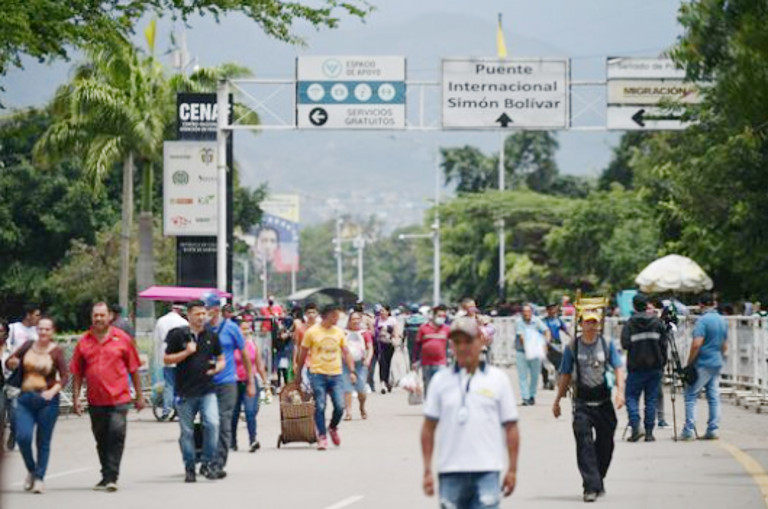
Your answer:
[71,302,144,492]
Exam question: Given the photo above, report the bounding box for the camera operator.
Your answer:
[620,293,668,443]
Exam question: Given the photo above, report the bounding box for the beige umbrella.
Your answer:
[635,254,713,293]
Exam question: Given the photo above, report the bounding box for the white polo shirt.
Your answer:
[424,364,518,474]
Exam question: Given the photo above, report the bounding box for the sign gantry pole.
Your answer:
[498,130,506,302]
[216,79,229,292]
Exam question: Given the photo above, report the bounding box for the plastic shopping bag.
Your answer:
[524,329,547,361]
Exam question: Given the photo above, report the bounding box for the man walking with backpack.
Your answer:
[553,311,625,503]
[621,293,668,442]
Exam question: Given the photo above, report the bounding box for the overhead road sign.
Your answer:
[606,57,700,131]
[441,58,569,130]
[296,56,406,129]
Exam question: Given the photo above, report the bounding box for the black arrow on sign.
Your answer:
[496,113,513,128]
[309,107,328,126]
[631,109,646,127]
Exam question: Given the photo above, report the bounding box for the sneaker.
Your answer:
[185,469,196,483]
[380,388,387,395]
[249,440,261,453]
[702,431,719,440]
[317,435,328,451]
[657,420,671,429]
[584,492,598,503]
[597,489,606,498]
[23,473,34,491]
[199,463,210,477]
[32,479,44,494]
[645,433,656,442]
[230,443,238,451]
[208,466,227,480]
[329,427,341,447]
[520,400,530,407]
[365,385,372,395]
[680,431,695,441]
[93,480,109,491]
[627,428,645,442]
[6,432,15,451]
[105,481,118,492]
[529,398,536,406]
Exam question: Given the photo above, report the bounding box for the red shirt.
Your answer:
[416,323,451,366]
[259,305,284,332]
[70,327,141,407]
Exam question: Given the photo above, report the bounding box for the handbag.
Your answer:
[523,329,547,361]
[4,340,34,398]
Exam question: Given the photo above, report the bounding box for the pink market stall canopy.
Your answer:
[138,285,232,302]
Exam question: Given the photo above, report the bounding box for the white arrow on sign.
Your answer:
[607,106,690,131]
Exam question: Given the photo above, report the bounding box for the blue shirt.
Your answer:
[692,310,728,369]
[210,318,246,385]
[514,316,548,351]
[544,316,568,345]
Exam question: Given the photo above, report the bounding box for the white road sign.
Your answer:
[606,58,686,80]
[606,57,699,131]
[441,58,569,129]
[163,141,218,236]
[296,56,406,129]
[607,80,700,105]
[607,106,691,131]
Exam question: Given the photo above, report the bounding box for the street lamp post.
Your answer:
[353,235,365,301]
[335,217,343,288]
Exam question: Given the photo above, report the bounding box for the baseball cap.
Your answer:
[201,291,221,308]
[448,317,480,340]
[581,310,601,322]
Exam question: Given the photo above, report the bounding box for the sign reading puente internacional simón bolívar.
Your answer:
[441,58,569,129]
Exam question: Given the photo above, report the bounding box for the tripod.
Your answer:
[665,321,697,441]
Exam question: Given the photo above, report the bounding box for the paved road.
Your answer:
[3,368,768,509]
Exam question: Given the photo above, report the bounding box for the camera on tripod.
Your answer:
[661,302,697,386]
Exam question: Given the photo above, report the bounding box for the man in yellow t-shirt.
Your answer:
[296,305,357,450]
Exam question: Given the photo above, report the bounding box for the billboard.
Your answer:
[163,141,218,236]
[240,194,300,273]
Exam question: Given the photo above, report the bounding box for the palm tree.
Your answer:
[35,40,166,315]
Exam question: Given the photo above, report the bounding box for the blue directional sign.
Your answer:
[296,56,406,129]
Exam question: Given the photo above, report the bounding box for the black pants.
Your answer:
[378,343,395,388]
[572,401,617,493]
[89,406,128,483]
[368,343,380,390]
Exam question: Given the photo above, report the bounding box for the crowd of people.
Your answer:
[0,290,731,506]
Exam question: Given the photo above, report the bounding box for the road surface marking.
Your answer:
[721,441,768,508]
[11,467,91,487]
[322,495,365,509]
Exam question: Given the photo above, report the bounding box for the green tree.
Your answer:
[438,190,574,305]
[0,0,372,76]
[441,146,496,194]
[629,0,768,299]
[34,41,167,315]
[546,187,660,292]
[0,108,121,323]
[598,132,648,190]
[502,131,560,192]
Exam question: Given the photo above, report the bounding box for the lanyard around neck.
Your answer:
[458,370,474,409]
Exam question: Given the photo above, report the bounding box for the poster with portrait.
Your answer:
[244,194,300,273]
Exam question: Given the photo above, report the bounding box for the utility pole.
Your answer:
[497,130,506,302]
[335,216,343,289]
[353,235,365,301]
[433,143,441,307]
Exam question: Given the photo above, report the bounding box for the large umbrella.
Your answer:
[635,254,713,293]
[137,285,232,302]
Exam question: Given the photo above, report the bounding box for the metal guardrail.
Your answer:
[491,315,768,411]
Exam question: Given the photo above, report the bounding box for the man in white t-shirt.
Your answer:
[153,304,189,420]
[421,317,520,508]
[4,304,41,450]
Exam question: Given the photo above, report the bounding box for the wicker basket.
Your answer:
[277,381,316,447]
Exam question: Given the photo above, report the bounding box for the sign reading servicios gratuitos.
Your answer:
[442,59,569,129]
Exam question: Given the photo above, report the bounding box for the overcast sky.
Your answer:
[3,0,684,226]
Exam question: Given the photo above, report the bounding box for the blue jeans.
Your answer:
[163,367,176,414]
[16,392,60,480]
[231,380,260,447]
[177,393,219,470]
[683,365,721,435]
[438,471,500,509]
[422,365,444,397]
[309,373,345,436]
[625,370,662,432]
[343,361,369,394]
[515,350,541,401]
